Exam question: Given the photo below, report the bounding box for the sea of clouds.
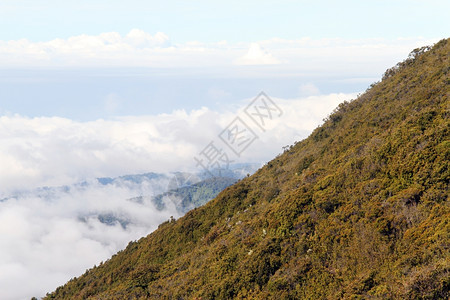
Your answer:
[0,93,355,299]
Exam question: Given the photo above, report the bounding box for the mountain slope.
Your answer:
[45,39,449,299]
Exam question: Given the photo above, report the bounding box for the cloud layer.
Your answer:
[0,29,438,72]
[234,43,281,65]
[0,177,175,300]
[0,93,355,195]
[0,92,355,299]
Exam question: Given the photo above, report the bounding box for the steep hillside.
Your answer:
[45,39,449,299]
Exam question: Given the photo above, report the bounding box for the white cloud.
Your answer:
[0,29,172,67]
[0,113,205,195]
[0,178,176,300]
[0,30,438,75]
[234,43,281,65]
[0,92,357,196]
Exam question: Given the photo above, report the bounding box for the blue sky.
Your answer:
[1,0,449,42]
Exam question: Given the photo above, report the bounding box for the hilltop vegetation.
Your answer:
[45,39,449,299]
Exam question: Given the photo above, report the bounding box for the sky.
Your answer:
[0,0,448,120]
[0,1,448,299]
[0,0,448,42]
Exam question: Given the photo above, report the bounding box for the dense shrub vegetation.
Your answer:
[45,38,449,299]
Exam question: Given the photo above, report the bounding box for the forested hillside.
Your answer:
[45,38,449,299]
